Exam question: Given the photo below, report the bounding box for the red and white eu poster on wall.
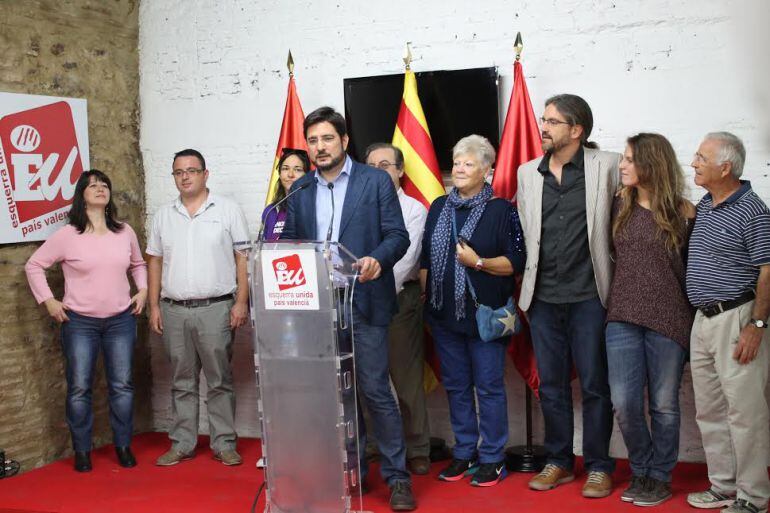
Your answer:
[0,92,89,244]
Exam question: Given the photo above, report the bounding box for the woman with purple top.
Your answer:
[606,133,696,507]
[25,170,147,473]
[261,148,310,240]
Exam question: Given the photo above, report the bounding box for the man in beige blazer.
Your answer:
[517,94,620,499]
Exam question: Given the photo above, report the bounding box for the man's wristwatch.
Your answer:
[474,258,484,271]
[750,318,768,329]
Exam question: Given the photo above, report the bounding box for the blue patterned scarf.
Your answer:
[429,183,493,320]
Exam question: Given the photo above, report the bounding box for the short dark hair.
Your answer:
[173,148,206,170]
[545,94,598,149]
[68,170,124,234]
[303,106,347,139]
[364,143,404,170]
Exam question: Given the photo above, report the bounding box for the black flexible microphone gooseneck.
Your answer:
[257,181,311,241]
[325,182,335,242]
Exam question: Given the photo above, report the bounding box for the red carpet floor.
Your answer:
[0,432,712,513]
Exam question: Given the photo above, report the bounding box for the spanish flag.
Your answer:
[392,70,445,208]
[264,75,308,206]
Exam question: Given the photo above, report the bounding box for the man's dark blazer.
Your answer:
[281,159,410,326]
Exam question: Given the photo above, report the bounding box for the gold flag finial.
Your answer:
[403,42,413,71]
[514,32,523,62]
[287,50,295,76]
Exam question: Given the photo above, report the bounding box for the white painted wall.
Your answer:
[139,0,770,463]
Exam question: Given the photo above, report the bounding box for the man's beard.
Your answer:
[541,135,567,153]
[315,152,345,173]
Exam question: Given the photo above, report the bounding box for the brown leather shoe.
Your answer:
[214,449,243,466]
[582,471,613,498]
[528,463,575,491]
[408,456,431,475]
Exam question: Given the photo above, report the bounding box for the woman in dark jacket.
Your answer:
[420,134,525,487]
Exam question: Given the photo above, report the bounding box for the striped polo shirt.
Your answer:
[686,181,770,307]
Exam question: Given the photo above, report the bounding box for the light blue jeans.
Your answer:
[606,321,686,482]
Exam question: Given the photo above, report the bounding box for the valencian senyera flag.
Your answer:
[392,70,445,209]
[264,74,308,206]
[392,69,445,393]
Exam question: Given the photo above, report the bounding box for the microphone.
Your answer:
[257,181,311,241]
[325,182,335,242]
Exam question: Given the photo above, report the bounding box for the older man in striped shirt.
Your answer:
[686,132,770,513]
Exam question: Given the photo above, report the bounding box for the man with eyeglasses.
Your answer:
[516,94,620,498]
[685,132,770,513]
[146,148,250,467]
[281,108,415,511]
[364,142,431,476]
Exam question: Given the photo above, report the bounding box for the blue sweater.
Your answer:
[420,196,526,337]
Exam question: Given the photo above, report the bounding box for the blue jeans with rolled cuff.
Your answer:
[61,309,136,451]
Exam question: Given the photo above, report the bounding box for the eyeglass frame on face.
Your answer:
[539,116,572,128]
[368,160,399,171]
[171,167,205,178]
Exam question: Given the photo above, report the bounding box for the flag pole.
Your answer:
[504,32,547,474]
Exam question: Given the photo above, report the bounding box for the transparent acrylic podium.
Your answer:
[250,240,364,513]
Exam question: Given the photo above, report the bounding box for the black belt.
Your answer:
[162,295,233,308]
[699,290,756,318]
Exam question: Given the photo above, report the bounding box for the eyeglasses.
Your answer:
[539,117,572,127]
[368,160,398,171]
[171,168,205,177]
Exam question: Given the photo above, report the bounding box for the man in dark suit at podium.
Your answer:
[282,106,415,511]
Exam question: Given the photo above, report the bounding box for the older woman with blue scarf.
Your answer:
[419,134,525,488]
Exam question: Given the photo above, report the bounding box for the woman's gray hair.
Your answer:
[705,131,746,179]
[452,134,496,169]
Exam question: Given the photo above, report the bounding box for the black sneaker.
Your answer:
[620,475,647,502]
[633,477,672,507]
[438,458,479,482]
[389,480,416,511]
[470,461,507,487]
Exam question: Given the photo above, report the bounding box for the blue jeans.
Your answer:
[430,322,508,463]
[61,309,136,451]
[529,297,615,473]
[349,309,409,486]
[606,322,686,482]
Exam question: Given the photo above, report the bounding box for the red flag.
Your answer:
[492,60,543,394]
[265,75,308,206]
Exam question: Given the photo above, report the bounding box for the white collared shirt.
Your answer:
[393,187,428,294]
[147,192,250,300]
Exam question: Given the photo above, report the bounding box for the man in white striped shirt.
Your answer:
[686,132,770,513]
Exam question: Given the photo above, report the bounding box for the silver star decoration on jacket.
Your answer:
[497,308,517,335]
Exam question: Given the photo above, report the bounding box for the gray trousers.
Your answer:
[691,300,770,508]
[365,281,430,459]
[161,299,237,453]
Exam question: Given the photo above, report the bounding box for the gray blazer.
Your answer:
[516,147,621,312]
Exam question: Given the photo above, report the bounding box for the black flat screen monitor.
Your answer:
[343,67,499,171]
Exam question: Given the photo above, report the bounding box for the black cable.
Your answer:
[1,459,20,479]
[250,481,266,513]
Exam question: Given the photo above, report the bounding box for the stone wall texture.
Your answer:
[0,0,146,473]
[139,0,770,463]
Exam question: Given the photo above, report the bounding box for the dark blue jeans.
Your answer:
[430,322,508,464]
[606,322,686,482]
[349,309,410,486]
[529,297,614,473]
[61,309,136,452]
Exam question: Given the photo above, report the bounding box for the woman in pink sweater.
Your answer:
[25,170,147,473]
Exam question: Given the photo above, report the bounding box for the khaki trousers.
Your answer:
[364,281,430,459]
[161,299,237,453]
[691,300,770,507]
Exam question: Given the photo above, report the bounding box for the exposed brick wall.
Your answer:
[0,0,147,472]
[139,0,770,463]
